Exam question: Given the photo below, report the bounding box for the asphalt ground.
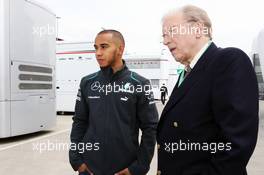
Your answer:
[0,101,263,175]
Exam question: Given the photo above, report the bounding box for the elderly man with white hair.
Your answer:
[157,5,259,175]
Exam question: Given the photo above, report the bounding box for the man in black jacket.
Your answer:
[69,29,159,175]
[157,5,259,175]
[160,84,168,105]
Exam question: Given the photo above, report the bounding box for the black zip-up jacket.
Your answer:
[69,63,159,175]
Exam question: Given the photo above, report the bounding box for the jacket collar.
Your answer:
[100,59,128,81]
[159,42,218,124]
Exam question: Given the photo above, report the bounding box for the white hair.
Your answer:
[162,5,212,39]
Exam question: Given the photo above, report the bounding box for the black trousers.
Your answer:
[161,93,166,105]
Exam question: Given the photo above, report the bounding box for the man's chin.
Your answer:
[172,54,181,62]
[99,64,109,68]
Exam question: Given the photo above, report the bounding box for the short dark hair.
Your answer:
[97,29,125,46]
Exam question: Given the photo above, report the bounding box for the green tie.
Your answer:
[178,65,191,87]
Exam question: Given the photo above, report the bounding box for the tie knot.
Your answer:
[185,65,191,73]
[183,65,191,79]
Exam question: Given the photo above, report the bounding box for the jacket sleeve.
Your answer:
[128,80,159,175]
[209,48,259,174]
[69,78,89,171]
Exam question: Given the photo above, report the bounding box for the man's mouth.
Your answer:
[169,47,176,52]
[97,59,105,64]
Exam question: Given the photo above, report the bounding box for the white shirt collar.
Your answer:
[188,41,212,70]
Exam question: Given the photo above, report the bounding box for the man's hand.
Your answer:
[78,163,93,175]
[115,168,132,175]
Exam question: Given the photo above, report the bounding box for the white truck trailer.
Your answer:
[56,42,99,112]
[252,29,264,99]
[0,0,56,138]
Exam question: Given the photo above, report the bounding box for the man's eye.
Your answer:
[101,45,108,49]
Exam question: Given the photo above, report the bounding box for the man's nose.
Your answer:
[96,49,102,56]
[163,35,170,45]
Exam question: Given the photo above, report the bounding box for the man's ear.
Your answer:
[118,44,125,55]
[194,22,203,38]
